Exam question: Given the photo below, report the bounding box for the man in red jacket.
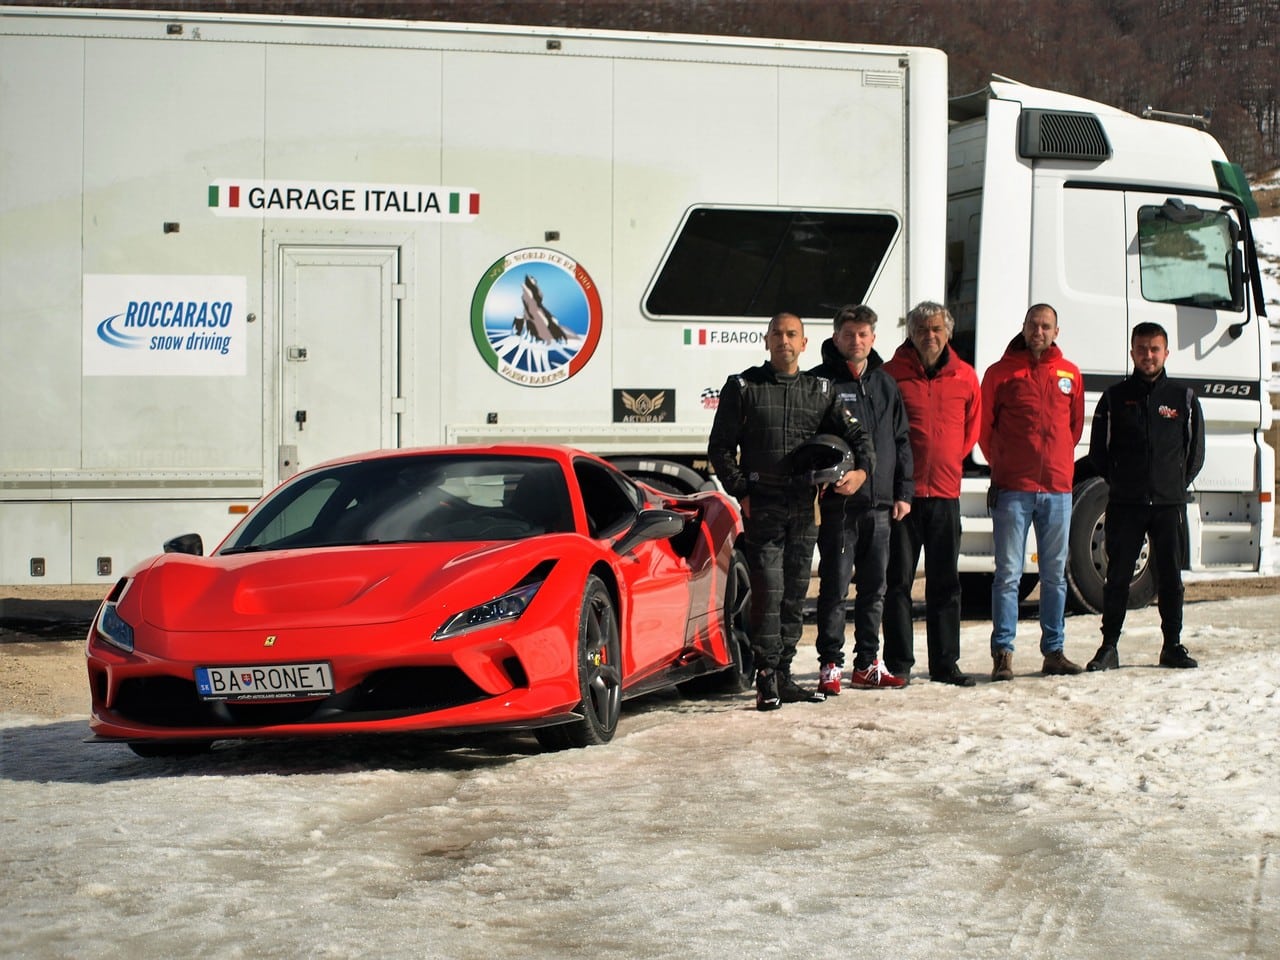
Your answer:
[980,303,1084,681]
[882,301,982,686]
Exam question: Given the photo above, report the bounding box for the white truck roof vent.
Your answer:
[1018,109,1112,161]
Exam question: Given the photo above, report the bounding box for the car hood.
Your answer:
[133,541,552,632]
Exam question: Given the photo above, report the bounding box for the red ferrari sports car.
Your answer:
[86,445,750,756]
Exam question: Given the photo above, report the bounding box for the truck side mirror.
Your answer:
[1229,248,1245,314]
[1160,197,1204,224]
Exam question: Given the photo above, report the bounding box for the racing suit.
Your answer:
[708,361,874,671]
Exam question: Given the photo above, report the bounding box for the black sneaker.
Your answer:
[1087,643,1119,672]
[777,669,825,703]
[930,664,976,687]
[1159,644,1198,669]
[756,669,781,711]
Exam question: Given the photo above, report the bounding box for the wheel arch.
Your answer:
[1066,474,1157,614]
[608,456,714,495]
[588,559,622,616]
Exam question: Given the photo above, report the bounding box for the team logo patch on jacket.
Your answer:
[1157,404,1181,419]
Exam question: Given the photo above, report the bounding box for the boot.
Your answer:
[1087,642,1119,672]
[991,650,1014,682]
[1042,650,1084,675]
[778,667,827,702]
[755,669,781,711]
[1159,643,1198,669]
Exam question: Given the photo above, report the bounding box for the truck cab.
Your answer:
[947,80,1272,610]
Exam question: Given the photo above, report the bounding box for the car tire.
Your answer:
[535,575,622,751]
[680,548,753,695]
[1066,477,1156,614]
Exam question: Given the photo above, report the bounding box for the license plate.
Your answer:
[195,662,334,702]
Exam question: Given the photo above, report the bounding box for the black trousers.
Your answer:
[1101,503,1186,646]
[814,504,890,669]
[740,490,817,670]
[882,497,962,677]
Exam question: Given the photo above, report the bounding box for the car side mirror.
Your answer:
[162,533,204,556]
[613,509,687,555]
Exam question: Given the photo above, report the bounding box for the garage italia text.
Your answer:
[121,299,235,355]
[245,185,454,214]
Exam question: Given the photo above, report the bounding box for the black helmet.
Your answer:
[792,434,855,486]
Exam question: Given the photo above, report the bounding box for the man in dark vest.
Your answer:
[1086,321,1205,671]
[807,304,913,692]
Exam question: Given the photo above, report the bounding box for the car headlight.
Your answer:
[94,595,135,654]
[434,581,542,640]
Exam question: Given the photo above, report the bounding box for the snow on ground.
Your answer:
[2,589,1278,960]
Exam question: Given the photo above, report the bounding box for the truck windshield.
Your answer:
[1137,204,1240,310]
[645,208,899,318]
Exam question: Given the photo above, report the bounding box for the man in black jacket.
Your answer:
[807,305,915,692]
[1086,321,1205,671]
[709,312,875,710]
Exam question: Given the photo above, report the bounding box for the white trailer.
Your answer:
[0,7,1270,605]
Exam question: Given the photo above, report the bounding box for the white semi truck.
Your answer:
[1,6,1271,609]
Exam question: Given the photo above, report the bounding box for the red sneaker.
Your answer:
[818,663,842,696]
[848,661,906,689]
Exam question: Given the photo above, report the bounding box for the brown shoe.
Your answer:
[1042,650,1084,675]
[991,651,1014,682]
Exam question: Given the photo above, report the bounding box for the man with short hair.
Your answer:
[882,301,981,686]
[807,305,913,692]
[708,313,875,710]
[980,303,1084,681]
[1086,321,1204,671]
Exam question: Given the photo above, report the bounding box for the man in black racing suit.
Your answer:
[708,312,875,711]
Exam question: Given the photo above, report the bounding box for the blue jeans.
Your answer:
[990,490,1071,655]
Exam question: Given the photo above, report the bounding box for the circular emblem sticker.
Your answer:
[471,248,602,387]
[1058,376,1073,395]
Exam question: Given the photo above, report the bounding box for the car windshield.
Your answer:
[221,455,575,552]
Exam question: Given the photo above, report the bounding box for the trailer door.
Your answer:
[278,245,400,477]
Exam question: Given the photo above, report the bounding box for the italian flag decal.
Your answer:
[683,325,768,348]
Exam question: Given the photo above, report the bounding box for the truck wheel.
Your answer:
[1066,477,1156,614]
[959,572,1036,615]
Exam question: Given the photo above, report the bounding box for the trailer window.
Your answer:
[645,208,899,318]
[1136,204,1239,310]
